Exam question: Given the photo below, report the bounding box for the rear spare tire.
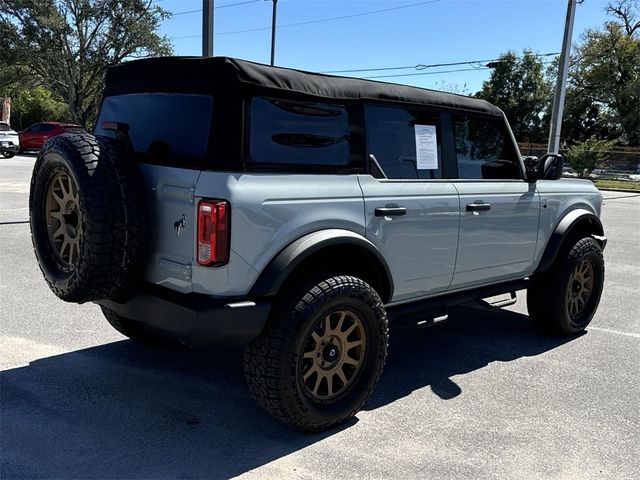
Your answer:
[29,133,148,303]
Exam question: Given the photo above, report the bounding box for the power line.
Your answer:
[363,60,555,80]
[323,52,560,75]
[171,0,443,39]
[170,0,261,17]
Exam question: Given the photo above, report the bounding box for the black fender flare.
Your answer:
[250,229,394,302]
[536,208,605,273]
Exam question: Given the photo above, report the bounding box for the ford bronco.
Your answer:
[29,57,606,431]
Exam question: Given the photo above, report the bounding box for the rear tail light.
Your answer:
[197,199,230,266]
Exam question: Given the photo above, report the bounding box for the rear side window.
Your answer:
[248,97,350,167]
[64,127,85,134]
[95,93,213,159]
[365,104,443,180]
[453,115,521,179]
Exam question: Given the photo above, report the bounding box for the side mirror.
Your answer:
[538,153,564,180]
[523,154,564,181]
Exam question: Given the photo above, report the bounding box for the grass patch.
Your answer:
[594,179,640,191]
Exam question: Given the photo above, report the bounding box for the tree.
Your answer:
[566,0,640,146]
[564,137,614,178]
[0,0,172,128]
[474,50,552,143]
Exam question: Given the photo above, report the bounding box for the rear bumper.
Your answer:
[97,285,270,347]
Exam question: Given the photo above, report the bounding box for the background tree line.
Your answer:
[1,0,638,160]
[476,0,639,151]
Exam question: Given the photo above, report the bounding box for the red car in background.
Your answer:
[18,122,86,151]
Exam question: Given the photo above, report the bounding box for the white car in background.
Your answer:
[0,121,20,158]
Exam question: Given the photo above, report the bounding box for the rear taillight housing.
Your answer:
[197,199,230,266]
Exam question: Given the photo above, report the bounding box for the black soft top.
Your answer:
[104,56,502,116]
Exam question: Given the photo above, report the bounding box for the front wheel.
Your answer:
[244,275,388,431]
[528,236,605,334]
[2,151,15,158]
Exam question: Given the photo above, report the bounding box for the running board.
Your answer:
[478,291,517,308]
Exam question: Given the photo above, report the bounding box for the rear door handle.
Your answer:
[375,207,407,217]
[466,203,491,212]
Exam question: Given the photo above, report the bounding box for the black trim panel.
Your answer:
[536,209,605,273]
[250,229,394,301]
[97,284,270,346]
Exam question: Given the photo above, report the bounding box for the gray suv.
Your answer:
[29,57,606,431]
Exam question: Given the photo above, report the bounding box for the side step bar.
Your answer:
[386,279,528,328]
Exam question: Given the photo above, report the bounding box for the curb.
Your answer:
[597,188,640,194]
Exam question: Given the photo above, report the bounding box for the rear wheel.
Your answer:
[2,151,15,158]
[528,236,604,334]
[244,275,388,431]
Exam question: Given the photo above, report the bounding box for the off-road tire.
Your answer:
[528,236,604,335]
[29,133,149,303]
[244,275,388,432]
[101,306,178,346]
[2,151,15,158]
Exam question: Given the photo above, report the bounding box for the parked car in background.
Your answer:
[18,122,86,152]
[0,121,20,158]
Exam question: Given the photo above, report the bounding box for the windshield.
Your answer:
[0,123,11,132]
[95,93,213,159]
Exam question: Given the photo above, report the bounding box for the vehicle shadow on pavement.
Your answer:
[368,304,580,408]
[1,304,577,479]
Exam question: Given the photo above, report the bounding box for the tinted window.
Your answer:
[453,115,521,179]
[248,97,349,166]
[0,123,10,132]
[64,127,85,134]
[40,124,56,132]
[95,93,213,159]
[365,105,442,180]
[28,124,42,132]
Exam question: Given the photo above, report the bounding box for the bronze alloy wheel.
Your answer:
[299,309,367,401]
[566,258,595,319]
[45,171,82,267]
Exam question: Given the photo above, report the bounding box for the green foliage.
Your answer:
[0,0,172,128]
[474,50,552,143]
[566,0,640,146]
[564,138,614,178]
[3,84,70,130]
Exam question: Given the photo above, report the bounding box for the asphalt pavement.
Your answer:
[1,154,639,479]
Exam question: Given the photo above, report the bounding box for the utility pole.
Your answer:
[202,0,214,57]
[548,0,578,154]
[269,0,278,65]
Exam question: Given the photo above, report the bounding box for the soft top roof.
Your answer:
[104,56,502,116]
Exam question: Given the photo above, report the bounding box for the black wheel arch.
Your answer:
[536,208,606,274]
[250,229,394,303]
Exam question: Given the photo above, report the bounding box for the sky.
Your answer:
[157,0,614,93]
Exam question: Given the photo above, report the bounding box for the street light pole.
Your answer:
[269,0,278,65]
[547,0,578,154]
[202,0,214,57]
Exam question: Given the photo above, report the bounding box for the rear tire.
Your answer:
[528,236,604,334]
[244,275,388,432]
[2,151,15,158]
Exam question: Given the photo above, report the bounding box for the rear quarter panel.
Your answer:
[193,172,366,297]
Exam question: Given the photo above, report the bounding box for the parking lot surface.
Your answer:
[1,154,639,479]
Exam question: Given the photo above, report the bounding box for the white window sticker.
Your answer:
[414,124,438,170]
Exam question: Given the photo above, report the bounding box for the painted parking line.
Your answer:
[589,326,640,339]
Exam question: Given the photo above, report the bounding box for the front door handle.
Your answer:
[375,207,407,217]
[466,203,492,212]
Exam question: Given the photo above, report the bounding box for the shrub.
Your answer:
[564,138,614,178]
